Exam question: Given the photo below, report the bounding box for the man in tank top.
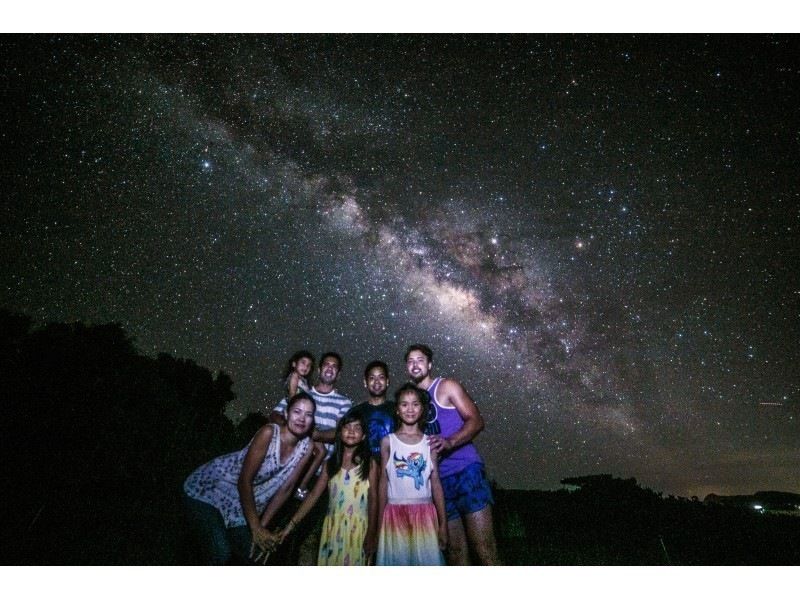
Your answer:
[404,343,501,565]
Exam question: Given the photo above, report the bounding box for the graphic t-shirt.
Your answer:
[348,400,395,457]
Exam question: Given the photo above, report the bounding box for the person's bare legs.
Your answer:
[463,505,501,565]
[445,517,470,565]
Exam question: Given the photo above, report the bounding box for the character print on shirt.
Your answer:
[423,399,440,435]
[393,451,427,490]
[368,419,386,453]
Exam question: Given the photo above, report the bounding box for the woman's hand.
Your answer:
[277,519,297,544]
[251,526,278,552]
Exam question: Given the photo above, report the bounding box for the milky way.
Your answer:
[3,35,798,496]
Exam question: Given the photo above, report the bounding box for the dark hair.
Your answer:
[404,344,433,362]
[363,360,389,380]
[327,411,371,481]
[394,382,429,430]
[319,351,343,371]
[286,391,317,417]
[283,350,314,380]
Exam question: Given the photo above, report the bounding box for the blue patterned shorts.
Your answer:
[441,462,494,521]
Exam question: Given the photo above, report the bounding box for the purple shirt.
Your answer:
[424,377,483,478]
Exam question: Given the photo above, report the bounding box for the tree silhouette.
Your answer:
[1,310,798,565]
[0,310,258,564]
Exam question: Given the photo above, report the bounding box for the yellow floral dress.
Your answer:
[317,466,370,565]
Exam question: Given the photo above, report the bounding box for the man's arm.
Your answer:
[313,399,353,444]
[296,441,326,495]
[312,428,336,444]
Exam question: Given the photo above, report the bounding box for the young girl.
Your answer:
[278,412,378,565]
[283,350,314,398]
[276,350,321,502]
[376,383,447,566]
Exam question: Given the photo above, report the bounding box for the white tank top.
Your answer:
[385,433,433,504]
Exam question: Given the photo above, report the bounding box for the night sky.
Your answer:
[3,34,798,498]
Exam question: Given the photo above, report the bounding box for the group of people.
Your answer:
[183,344,500,566]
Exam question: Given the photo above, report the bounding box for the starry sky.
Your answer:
[3,34,798,498]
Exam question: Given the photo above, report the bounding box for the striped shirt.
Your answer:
[273,386,352,457]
